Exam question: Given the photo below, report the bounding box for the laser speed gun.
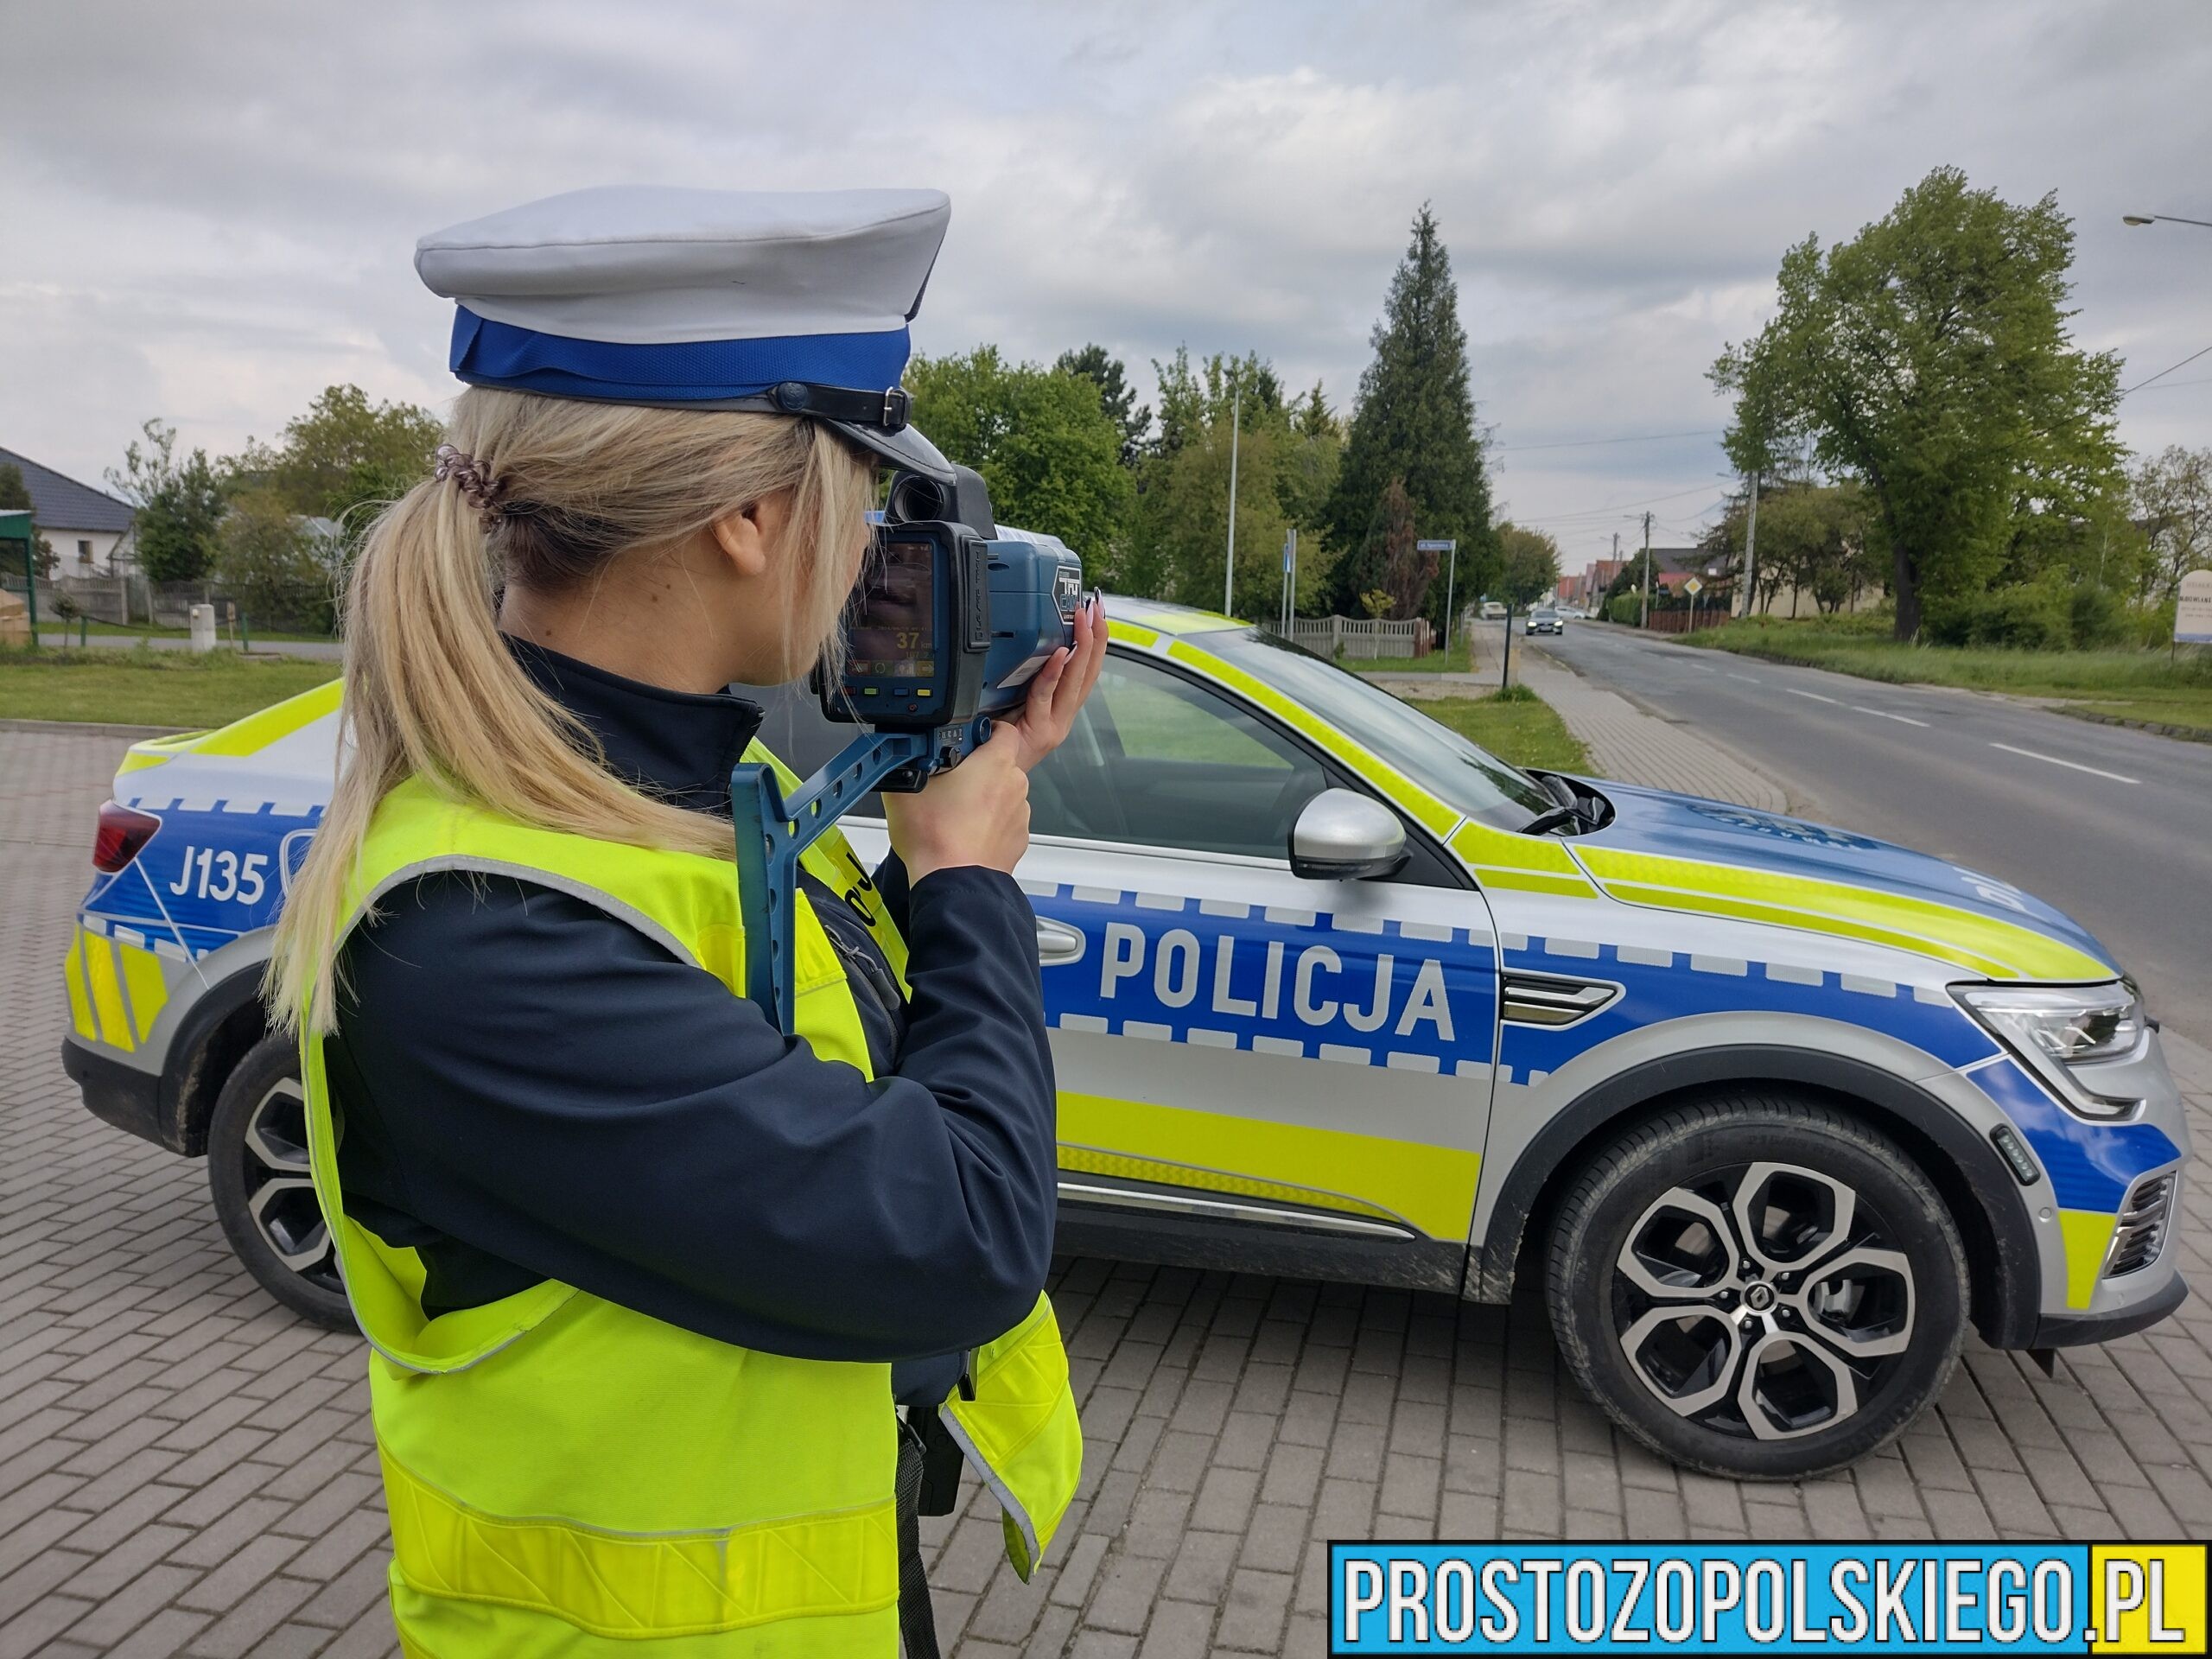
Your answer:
[731,461,1084,1028]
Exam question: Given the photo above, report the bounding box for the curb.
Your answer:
[0,716,192,739]
[2050,705,2212,745]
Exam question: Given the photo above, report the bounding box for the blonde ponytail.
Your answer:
[267,388,874,1036]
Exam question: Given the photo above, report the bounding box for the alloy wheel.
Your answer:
[1611,1160,1915,1441]
[238,1077,341,1295]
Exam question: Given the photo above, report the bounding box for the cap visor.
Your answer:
[828,419,956,481]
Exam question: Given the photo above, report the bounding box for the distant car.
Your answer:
[1526,607,1564,635]
[61,594,2190,1477]
[1478,601,1508,620]
[1555,603,1585,620]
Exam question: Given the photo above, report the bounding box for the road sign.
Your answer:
[1414,539,1454,551]
[2178,569,2212,645]
[1682,575,1704,596]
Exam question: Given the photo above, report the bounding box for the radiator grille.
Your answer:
[2106,1174,2176,1280]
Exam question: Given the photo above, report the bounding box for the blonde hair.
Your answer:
[268,386,875,1035]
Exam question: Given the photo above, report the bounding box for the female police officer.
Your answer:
[270,188,1100,1656]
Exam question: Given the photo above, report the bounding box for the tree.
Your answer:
[1054,345,1150,466]
[1713,168,2126,639]
[232,384,444,540]
[108,421,226,582]
[1324,205,1497,624]
[1706,481,1878,615]
[1375,480,1434,620]
[213,489,337,632]
[1496,524,1562,609]
[1122,353,1340,616]
[906,347,1134,565]
[2132,445,2212,605]
[0,463,54,580]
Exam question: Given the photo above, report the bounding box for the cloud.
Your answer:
[7,0,2209,537]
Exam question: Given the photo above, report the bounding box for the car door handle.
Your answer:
[1035,917,1087,967]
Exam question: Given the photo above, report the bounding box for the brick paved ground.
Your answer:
[5,721,2212,1658]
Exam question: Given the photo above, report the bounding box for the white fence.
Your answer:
[1283,615,1435,659]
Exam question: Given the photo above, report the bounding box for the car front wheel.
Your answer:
[1548,1093,1966,1479]
[207,1032,354,1331]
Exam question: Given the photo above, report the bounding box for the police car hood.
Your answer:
[1564,779,2120,981]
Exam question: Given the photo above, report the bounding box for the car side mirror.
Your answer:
[1288,788,1406,880]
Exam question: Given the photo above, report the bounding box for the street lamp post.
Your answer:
[2123,213,2212,230]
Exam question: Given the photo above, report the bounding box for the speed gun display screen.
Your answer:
[1330,1542,2208,1655]
[849,537,938,681]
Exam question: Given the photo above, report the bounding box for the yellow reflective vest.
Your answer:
[301,761,1081,1656]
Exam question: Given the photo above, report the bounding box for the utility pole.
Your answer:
[1639,512,1653,630]
[1223,380,1241,618]
[1740,472,1760,618]
[1281,528,1297,638]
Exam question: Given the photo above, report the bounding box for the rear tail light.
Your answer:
[92,801,162,872]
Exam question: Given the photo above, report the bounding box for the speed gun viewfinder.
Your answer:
[825,520,1084,741]
[739,461,1085,1030]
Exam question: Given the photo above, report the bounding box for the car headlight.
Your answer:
[1955,982,2146,1119]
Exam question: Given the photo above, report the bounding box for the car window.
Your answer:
[1202,627,1554,829]
[1029,653,1327,859]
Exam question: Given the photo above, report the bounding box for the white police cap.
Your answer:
[416,186,955,477]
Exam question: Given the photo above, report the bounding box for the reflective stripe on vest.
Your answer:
[302,769,1078,1654]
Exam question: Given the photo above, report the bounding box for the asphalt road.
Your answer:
[1530,622,2212,1046]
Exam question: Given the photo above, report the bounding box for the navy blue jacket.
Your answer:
[327,638,1058,1403]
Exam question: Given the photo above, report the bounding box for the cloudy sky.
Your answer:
[9,0,2210,572]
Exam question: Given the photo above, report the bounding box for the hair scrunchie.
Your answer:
[433,443,506,524]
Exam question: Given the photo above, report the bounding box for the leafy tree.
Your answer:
[1054,345,1151,465]
[1122,353,1339,616]
[2132,445,2212,604]
[1706,482,1878,616]
[108,421,226,582]
[906,347,1133,565]
[232,384,444,537]
[1496,524,1563,609]
[213,489,337,632]
[1324,205,1497,624]
[0,463,54,579]
[1713,168,2126,639]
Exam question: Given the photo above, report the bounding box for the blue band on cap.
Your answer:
[448,307,910,402]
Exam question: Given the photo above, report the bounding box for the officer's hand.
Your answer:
[885,723,1032,881]
[1005,594,1106,772]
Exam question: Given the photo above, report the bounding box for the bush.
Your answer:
[2067,585,2130,650]
[1923,582,2070,650]
[213,491,339,634]
[1605,593,1642,626]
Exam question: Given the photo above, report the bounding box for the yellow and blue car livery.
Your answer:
[64,597,2184,1387]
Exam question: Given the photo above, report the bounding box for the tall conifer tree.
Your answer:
[1325,207,1497,620]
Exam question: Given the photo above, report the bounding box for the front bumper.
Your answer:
[2028,1272,2188,1349]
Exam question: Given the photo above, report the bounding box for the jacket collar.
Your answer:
[503,635,763,818]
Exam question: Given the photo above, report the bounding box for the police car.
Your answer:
[61,595,2188,1477]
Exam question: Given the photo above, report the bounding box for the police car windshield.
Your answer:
[1206,629,1558,830]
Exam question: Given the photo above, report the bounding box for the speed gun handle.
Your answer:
[730,721,988,1030]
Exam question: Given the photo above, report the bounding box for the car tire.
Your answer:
[1547,1092,1966,1479]
[207,1032,354,1332]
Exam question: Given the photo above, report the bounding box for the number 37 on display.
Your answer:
[168,847,270,905]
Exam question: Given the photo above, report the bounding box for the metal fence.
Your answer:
[1283,615,1435,659]
[6,574,337,634]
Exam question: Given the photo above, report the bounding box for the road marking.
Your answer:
[1988,742,2139,785]
[1784,687,1843,705]
[1727,673,1762,683]
[1851,704,1929,728]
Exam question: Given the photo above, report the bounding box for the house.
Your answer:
[0,447,137,575]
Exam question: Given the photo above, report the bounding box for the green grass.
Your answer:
[0,645,339,728]
[1348,640,1475,675]
[41,618,334,644]
[1417,686,1592,772]
[1685,616,2212,734]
